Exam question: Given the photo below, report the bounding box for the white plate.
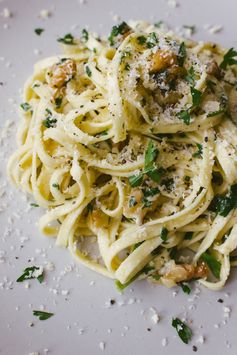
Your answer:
[1,0,237,354]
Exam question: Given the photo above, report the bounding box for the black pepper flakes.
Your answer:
[217,298,224,303]
[110,299,116,305]
[192,345,198,352]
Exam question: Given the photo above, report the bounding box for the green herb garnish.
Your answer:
[108,22,130,46]
[85,66,92,77]
[34,28,44,36]
[128,173,144,187]
[30,203,39,207]
[137,36,146,45]
[193,143,203,158]
[17,266,44,283]
[52,183,59,189]
[42,118,57,128]
[143,187,160,197]
[115,265,154,291]
[146,32,158,48]
[145,166,164,183]
[57,33,75,45]
[81,28,89,42]
[160,227,168,242]
[177,110,191,125]
[154,21,164,28]
[54,97,62,108]
[209,184,237,217]
[191,87,202,107]
[220,48,237,70]
[185,66,195,85]
[33,310,54,321]
[184,231,193,240]
[179,282,191,294]
[20,102,31,112]
[177,42,186,67]
[145,140,159,168]
[172,318,192,344]
[201,252,221,279]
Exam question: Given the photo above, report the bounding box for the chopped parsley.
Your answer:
[52,183,59,189]
[184,231,193,240]
[179,282,191,294]
[128,173,144,187]
[142,198,152,208]
[207,109,224,117]
[55,97,62,108]
[145,166,164,183]
[160,227,168,242]
[185,66,195,85]
[115,265,154,291]
[137,35,147,45]
[30,203,39,207]
[108,22,130,46]
[172,317,192,344]
[85,65,92,77]
[43,117,57,128]
[129,196,137,207]
[34,28,44,36]
[33,310,54,321]
[81,28,89,42]
[220,48,237,70]
[20,102,31,112]
[17,266,44,283]
[177,110,191,125]
[191,87,202,107]
[143,187,160,197]
[57,33,75,45]
[177,42,186,67]
[201,252,221,279]
[193,143,203,158]
[145,140,159,168]
[146,32,158,48]
[209,184,237,217]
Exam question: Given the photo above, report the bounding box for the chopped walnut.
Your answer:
[47,59,76,89]
[161,260,208,283]
[206,60,221,79]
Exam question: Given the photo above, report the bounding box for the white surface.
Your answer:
[0,1,237,354]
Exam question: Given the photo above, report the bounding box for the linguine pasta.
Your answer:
[7,21,237,291]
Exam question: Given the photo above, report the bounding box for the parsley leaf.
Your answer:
[185,66,195,85]
[160,227,168,242]
[209,184,237,217]
[55,97,62,108]
[184,232,193,240]
[30,203,39,207]
[172,318,192,344]
[179,282,191,294]
[143,187,160,197]
[33,310,54,321]
[17,266,44,283]
[85,66,92,77]
[81,28,89,42]
[43,117,57,128]
[191,87,202,107]
[220,48,237,70]
[146,32,158,48]
[177,110,191,125]
[20,102,31,112]
[115,265,154,291]
[193,143,203,158]
[137,36,146,45]
[34,28,44,36]
[128,173,144,187]
[177,42,186,67]
[108,22,130,46]
[145,166,164,183]
[52,183,59,189]
[207,109,224,117]
[145,140,159,168]
[201,252,221,279]
[57,33,75,45]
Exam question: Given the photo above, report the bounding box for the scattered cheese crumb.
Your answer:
[196,335,205,344]
[1,8,12,18]
[161,338,168,347]
[99,342,105,351]
[39,9,51,19]
[209,25,223,34]
[167,0,179,8]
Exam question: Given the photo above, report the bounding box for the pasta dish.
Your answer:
[8,21,237,291]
